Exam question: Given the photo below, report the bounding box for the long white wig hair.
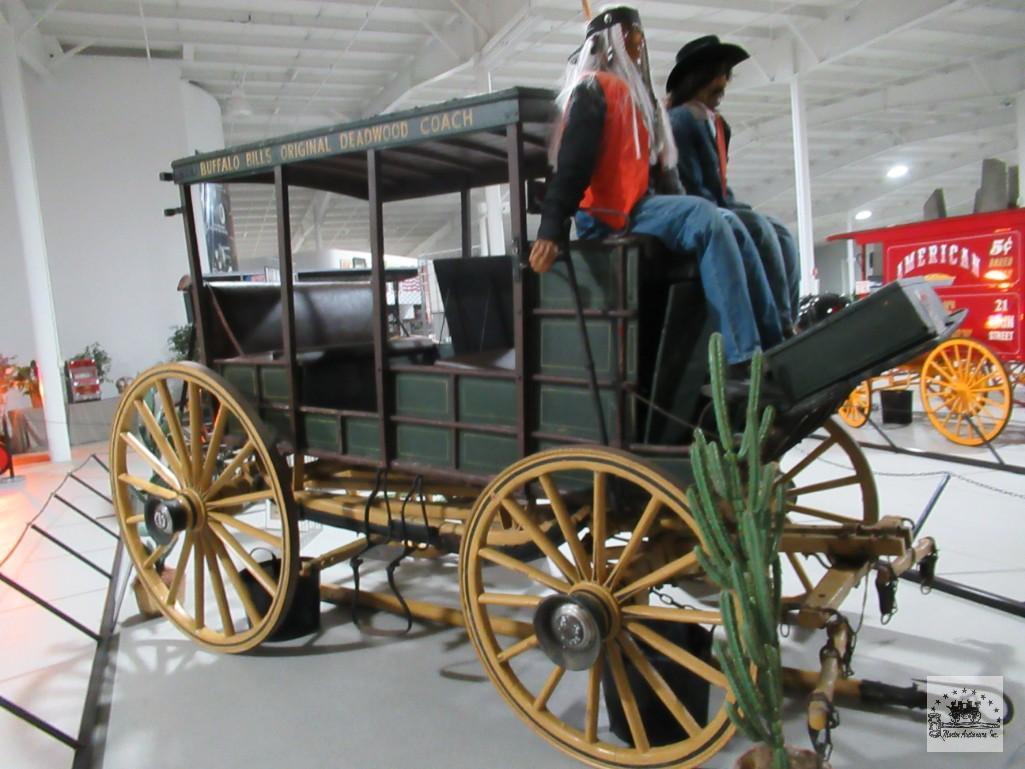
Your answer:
[549,4,677,172]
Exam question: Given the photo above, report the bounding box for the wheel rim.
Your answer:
[919,339,1012,446]
[837,381,871,428]
[460,447,733,769]
[110,362,297,653]
[777,418,879,601]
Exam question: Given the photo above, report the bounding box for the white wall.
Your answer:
[0,56,223,399]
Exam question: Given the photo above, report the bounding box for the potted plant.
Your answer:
[688,335,829,769]
[12,360,43,408]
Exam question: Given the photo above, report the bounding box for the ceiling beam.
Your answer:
[732,48,1025,150]
[3,0,60,77]
[747,0,966,83]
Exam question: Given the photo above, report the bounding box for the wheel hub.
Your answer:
[144,497,191,545]
[533,583,620,671]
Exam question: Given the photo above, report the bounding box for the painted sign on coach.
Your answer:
[174,101,516,183]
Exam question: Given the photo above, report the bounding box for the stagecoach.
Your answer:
[112,87,957,768]
[832,209,1025,446]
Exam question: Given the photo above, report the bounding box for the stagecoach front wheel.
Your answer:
[837,380,872,428]
[919,339,1012,447]
[110,362,298,653]
[460,447,734,769]
[777,418,879,601]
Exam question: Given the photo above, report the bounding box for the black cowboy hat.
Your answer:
[665,35,749,93]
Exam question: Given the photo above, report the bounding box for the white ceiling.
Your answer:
[7,0,1025,263]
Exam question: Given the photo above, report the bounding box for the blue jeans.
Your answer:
[576,195,782,364]
[766,214,801,325]
[731,206,798,329]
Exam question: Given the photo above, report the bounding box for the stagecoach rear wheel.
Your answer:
[838,380,872,429]
[110,362,298,653]
[460,447,734,769]
[777,418,879,601]
[919,338,1012,446]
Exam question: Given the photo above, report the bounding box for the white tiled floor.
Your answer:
[2,413,1024,769]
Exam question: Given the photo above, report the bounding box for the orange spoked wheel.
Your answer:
[919,339,1012,447]
[460,446,734,769]
[837,380,872,428]
[110,362,298,653]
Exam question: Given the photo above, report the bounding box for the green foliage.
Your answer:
[167,324,195,361]
[686,335,789,769]
[0,356,40,401]
[72,342,112,383]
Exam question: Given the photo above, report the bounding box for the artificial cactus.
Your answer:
[687,334,789,769]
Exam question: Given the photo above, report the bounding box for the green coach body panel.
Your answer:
[458,377,516,426]
[345,418,380,460]
[395,373,452,420]
[458,431,518,476]
[537,384,623,442]
[304,414,340,453]
[221,364,258,401]
[260,367,289,402]
[397,424,453,467]
[536,318,637,379]
[538,246,639,311]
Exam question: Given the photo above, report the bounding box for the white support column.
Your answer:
[476,66,506,256]
[1017,91,1025,207]
[845,212,857,297]
[789,74,819,295]
[0,21,71,461]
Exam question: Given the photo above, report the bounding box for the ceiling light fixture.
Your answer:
[886,164,909,179]
[855,209,873,221]
[225,86,253,119]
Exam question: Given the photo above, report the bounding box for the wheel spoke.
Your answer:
[208,511,284,547]
[497,634,539,663]
[207,532,261,627]
[591,472,607,583]
[478,547,571,593]
[166,531,194,608]
[606,641,649,751]
[786,552,815,593]
[619,633,702,737]
[203,532,235,635]
[193,535,205,629]
[604,495,661,590]
[188,382,203,479]
[143,534,178,570]
[206,489,276,511]
[125,514,144,526]
[208,520,277,595]
[626,621,728,689]
[119,473,178,500]
[788,474,862,496]
[120,432,180,490]
[204,440,257,501]
[132,399,186,480]
[478,592,542,609]
[614,551,699,603]
[200,405,229,490]
[584,654,603,744]
[156,380,192,485]
[785,504,860,525]
[538,473,589,579]
[532,665,565,713]
[621,604,722,625]
[497,497,578,583]
[779,435,837,484]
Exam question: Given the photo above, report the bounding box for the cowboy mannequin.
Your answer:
[666,35,801,333]
[529,5,783,365]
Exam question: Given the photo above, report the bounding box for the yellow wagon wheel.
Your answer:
[919,338,1012,446]
[837,380,872,428]
[777,418,879,601]
[460,446,733,769]
[110,362,298,653]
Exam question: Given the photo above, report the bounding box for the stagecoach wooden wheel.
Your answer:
[460,447,734,769]
[919,338,1012,446]
[837,380,872,428]
[777,418,879,601]
[110,362,298,653]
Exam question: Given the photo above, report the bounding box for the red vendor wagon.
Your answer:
[830,208,1025,445]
